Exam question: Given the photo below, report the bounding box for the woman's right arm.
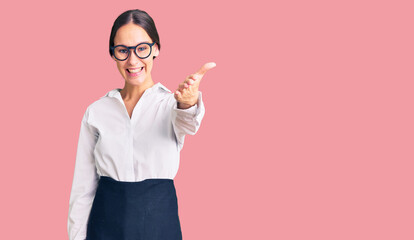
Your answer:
[67,106,100,240]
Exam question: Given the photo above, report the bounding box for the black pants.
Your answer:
[86,176,182,240]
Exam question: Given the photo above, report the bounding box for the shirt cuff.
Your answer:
[173,91,203,117]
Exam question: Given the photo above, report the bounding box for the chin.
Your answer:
[126,76,149,85]
[127,79,145,86]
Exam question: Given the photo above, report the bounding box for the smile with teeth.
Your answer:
[127,67,144,73]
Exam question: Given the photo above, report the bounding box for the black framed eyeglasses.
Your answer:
[110,42,156,61]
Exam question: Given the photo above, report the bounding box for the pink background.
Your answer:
[1,0,413,239]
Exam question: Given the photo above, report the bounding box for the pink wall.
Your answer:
[1,0,413,239]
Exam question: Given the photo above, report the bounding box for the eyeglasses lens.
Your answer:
[136,44,151,58]
[114,46,129,60]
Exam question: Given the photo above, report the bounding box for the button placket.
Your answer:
[114,93,136,180]
[113,86,155,181]
[129,89,152,180]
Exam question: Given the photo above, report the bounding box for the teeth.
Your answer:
[128,67,143,73]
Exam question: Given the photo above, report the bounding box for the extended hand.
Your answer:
[174,62,216,109]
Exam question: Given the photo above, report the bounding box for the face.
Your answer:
[112,23,159,86]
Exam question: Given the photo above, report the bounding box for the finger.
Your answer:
[179,85,188,93]
[178,82,190,92]
[194,62,216,77]
[186,74,196,82]
[187,79,194,85]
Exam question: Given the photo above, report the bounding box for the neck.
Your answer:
[120,79,155,101]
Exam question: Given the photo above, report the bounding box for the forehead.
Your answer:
[114,23,152,46]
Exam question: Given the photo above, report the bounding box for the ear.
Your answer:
[153,43,160,57]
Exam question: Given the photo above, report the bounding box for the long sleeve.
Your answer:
[67,107,100,240]
[171,91,205,149]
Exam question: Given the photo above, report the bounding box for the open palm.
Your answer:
[174,62,216,108]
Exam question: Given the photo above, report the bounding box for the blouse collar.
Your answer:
[103,82,171,99]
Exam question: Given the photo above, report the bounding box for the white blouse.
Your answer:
[67,82,205,240]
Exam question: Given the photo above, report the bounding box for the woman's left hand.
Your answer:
[174,62,216,109]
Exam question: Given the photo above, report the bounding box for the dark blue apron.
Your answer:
[86,176,182,240]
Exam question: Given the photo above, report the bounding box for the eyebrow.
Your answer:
[115,41,150,46]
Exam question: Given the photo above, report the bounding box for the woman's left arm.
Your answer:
[171,62,216,148]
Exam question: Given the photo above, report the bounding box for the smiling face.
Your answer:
[112,22,159,86]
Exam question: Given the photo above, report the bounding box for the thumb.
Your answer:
[194,62,216,79]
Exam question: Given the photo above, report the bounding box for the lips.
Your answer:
[125,66,144,77]
[127,67,144,73]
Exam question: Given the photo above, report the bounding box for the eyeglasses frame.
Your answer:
[110,42,157,61]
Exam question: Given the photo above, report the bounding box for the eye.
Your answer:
[137,46,149,52]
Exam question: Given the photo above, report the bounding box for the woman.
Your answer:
[67,9,215,240]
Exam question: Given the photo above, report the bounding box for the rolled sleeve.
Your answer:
[171,91,205,149]
[67,107,99,240]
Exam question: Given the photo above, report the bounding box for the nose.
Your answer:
[127,48,141,65]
